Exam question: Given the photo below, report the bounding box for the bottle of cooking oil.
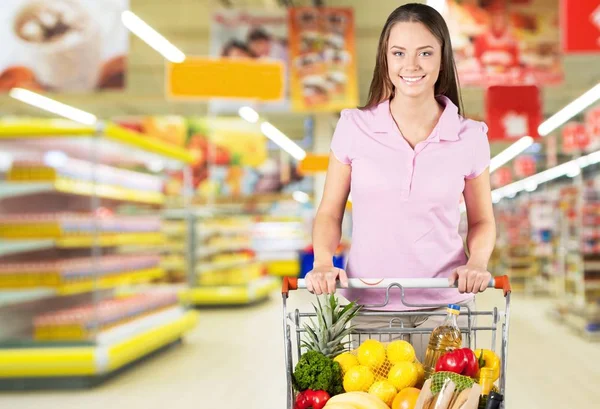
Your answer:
[422,304,462,380]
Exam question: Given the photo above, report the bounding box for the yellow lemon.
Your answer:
[369,380,398,407]
[387,340,416,364]
[414,361,425,388]
[334,352,359,375]
[388,362,418,391]
[343,365,375,392]
[357,339,386,370]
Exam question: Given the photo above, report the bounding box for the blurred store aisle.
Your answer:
[1,290,599,409]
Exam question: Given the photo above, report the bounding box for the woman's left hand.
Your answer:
[448,264,492,294]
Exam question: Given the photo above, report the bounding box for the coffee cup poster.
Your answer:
[0,0,129,93]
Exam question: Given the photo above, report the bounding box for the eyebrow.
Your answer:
[390,45,434,50]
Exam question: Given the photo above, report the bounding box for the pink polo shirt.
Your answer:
[331,96,490,310]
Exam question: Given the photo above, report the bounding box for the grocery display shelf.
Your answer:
[161,256,186,272]
[197,244,250,258]
[0,239,54,257]
[0,267,165,296]
[196,258,256,273]
[0,307,198,383]
[179,276,279,306]
[0,289,56,307]
[0,119,193,165]
[0,233,163,249]
[0,180,164,204]
[265,260,299,277]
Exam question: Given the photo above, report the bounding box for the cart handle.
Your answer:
[282,276,511,297]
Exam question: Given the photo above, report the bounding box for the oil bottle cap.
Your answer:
[447,304,461,315]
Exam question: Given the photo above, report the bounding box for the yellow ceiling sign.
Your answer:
[166,57,284,101]
[298,154,329,174]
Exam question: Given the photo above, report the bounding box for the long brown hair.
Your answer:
[360,3,463,115]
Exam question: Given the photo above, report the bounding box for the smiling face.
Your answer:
[386,21,442,100]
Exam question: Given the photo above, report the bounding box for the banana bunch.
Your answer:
[324,392,389,409]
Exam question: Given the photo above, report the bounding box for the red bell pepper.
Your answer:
[295,390,330,409]
[435,348,479,378]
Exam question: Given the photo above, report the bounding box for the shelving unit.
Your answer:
[560,179,600,339]
[0,119,199,387]
[496,200,540,294]
[166,209,279,306]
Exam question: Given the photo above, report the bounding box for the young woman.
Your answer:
[306,3,496,318]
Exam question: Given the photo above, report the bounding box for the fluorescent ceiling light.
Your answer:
[238,106,259,123]
[538,83,600,136]
[293,191,309,203]
[10,88,97,125]
[463,144,600,211]
[491,146,600,203]
[489,136,534,172]
[489,82,600,174]
[121,11,185,63]
[260,122,306,161]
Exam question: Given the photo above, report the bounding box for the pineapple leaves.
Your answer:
[301,293,361,359]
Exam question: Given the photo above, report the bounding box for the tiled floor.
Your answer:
[1,289,599,409]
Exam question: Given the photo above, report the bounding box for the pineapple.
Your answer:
[302,294,361,359]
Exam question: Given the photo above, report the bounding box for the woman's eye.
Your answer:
[394,52,404,57]
[420,51,432,56]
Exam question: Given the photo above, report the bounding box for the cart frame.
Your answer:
[282,276,512,409]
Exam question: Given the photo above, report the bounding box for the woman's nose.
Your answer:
[405,54,420,71]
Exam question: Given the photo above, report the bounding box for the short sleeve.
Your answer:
[466,122,491,179]
[330,110,355,165]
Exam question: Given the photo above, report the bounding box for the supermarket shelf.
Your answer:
[0,180,164,204]
[0,289,56,307]
[179,276,279,306]
[104,123,194,164]
[161,257,186,272]
[266,260,299,277]
[0,239,54,257]
[0,308,199,378]
[0,233,163,249]
[0,267,165,296]
[0,119,193,165]
[55,267,166,296]
[196,259,255,273]
[197,244,250,258]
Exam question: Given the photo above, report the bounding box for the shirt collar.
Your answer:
[372,95,462,144]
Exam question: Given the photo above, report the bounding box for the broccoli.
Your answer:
[292,351,344,396]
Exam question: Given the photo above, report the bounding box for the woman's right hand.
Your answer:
[305,265,349,295]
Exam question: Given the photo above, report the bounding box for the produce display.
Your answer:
[0,213,162,238]
[293,297,503,409]
[0,254,162,289]
[8,159,164,193]
[33,291,179,341]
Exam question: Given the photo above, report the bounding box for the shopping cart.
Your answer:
[282,276,512,409]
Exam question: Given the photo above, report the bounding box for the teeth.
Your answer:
[402,76,424,83]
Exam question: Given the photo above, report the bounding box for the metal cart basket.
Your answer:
[282,276,512,408]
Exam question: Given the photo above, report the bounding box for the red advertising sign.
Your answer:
[561,0,600,53]
[492,167,513,188]
[562,122,589,153]
[585,106,600,147]
[514,155,536,177]
[486,85,542,141]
